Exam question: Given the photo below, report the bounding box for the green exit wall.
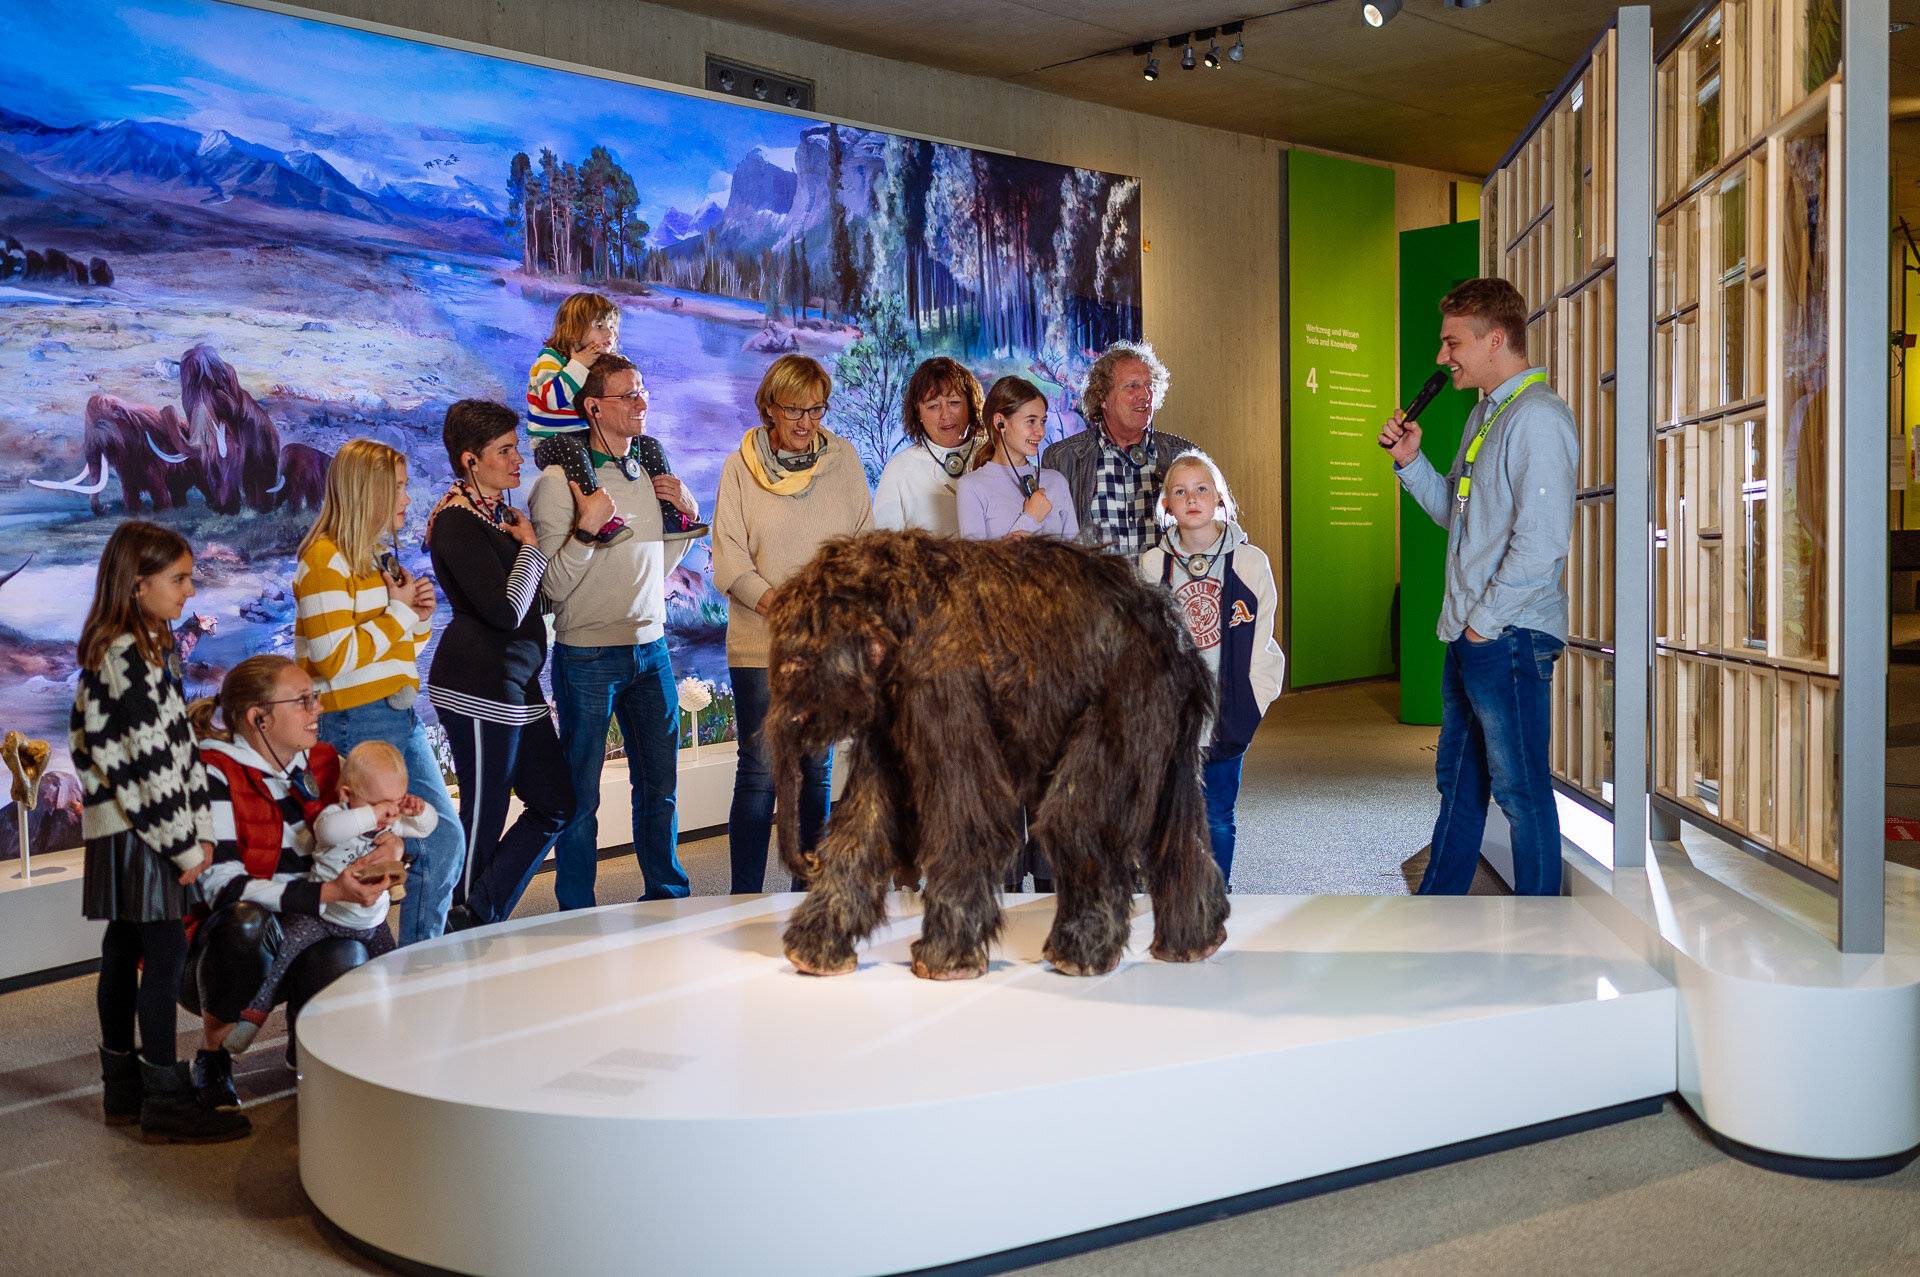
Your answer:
[1397,220,1481,724]
[1286,151,1400,687]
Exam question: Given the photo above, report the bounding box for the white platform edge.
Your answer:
[296,896,1678,1277]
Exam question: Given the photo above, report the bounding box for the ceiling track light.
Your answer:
[1129,19,1245,81]
[1444,0,1493,8]
[1363,0,1404,27]
[1199,25,1222,69]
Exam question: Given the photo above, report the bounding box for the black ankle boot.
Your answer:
[99,1047,141,1126]
[194,1048,240,1112]
[138,1059,250,1144]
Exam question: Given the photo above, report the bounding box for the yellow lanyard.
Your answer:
[1455,372,1547,509]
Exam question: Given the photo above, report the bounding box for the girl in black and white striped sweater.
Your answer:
[72,521,246,1144]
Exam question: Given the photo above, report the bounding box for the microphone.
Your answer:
[1400,369,1451,425]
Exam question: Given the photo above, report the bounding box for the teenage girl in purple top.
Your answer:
[956,376,1078,542]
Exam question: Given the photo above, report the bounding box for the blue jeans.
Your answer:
[1202,750,1245,889]
[1421,627,1564,896]
[317,700,464,945]
[551,639,687,908]
[728,665,831,893]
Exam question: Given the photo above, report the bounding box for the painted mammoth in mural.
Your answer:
[180,343,283,514]
[30,393,197,515]
[272,442,331,513]
[767,530,1228,981]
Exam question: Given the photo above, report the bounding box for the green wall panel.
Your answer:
[1286,151,1400,687]
[1396,220,1481,724]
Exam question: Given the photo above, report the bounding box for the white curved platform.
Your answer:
[297,893,1676,1276]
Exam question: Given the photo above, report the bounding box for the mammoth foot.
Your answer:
[786,948,857,976]
[910,954,987,981]
[1041,946,1121,978]
[902,944,983,983]
[1149,927,1227,964]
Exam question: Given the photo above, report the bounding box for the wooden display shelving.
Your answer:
[1652,0,1844,876]
[1485,30,1621,809]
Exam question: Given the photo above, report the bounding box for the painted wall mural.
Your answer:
[0,0,1142,857]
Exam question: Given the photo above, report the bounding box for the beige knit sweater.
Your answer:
[710,429,873,667]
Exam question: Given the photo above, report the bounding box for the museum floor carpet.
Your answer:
[2,679,1917,1274]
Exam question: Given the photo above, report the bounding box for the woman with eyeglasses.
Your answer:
[712,353,873,892]
[292,439,463,943]
[182,655,388,1104]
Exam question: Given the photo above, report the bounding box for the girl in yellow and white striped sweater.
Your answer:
[292,439,464,944]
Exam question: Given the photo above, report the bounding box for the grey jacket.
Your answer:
[1394,374,1578,643]
[1041,425,1196,548]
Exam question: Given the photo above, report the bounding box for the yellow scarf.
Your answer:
[740,426,832,496]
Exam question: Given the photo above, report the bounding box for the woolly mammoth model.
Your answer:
[181,343,282,514]
[767,530,1228,980]
[30,394,196,515]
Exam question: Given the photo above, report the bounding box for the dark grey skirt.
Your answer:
[82,831,188,922]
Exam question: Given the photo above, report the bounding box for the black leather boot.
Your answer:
[194,1048,240,1111]
[138,1058,250,1144]
[99,1047,141,1126]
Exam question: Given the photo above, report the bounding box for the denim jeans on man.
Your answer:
[1420,627,1563,896]
[551,638,688,909]
[1201,751,1245,889]
[316,701,465,944]
[728,665,831,893]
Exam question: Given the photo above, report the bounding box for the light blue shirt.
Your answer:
[1394,367,1579,643]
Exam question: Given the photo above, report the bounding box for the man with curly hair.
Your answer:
[1042,341,1194,554]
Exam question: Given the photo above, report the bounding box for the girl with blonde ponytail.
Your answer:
[292,440,463,945]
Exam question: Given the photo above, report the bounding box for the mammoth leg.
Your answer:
[1145,747,1229,964]
[1030,713,1135,977]
[782,740,899,977]
[901,683,1017,981]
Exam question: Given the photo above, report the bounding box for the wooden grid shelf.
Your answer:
[1485,30,1621,810]
[1652,0,1844,877]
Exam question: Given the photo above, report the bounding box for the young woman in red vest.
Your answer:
[182,654,387,1107]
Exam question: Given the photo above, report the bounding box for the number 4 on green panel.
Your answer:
[1306,367,1318,393]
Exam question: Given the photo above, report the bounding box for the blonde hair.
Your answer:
[546,292,618,357]
[299,438,407,575]
[188,654,299,741]
[1157,449,1237,527]
[343,739,408,795]
[753,354,833,431]
[1079,341,1171,427]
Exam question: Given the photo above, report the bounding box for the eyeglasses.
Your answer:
[264,693,323,712]
[600,390,645,405]
[773,402,829,422]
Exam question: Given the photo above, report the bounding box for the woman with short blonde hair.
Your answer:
[712,354,873,891]
[292,439,463,944]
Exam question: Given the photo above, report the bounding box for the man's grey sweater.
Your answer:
[1394,369,1579,643]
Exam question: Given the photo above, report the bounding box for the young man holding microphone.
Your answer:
[1378,277,1578,896]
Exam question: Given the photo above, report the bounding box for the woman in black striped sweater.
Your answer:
[72,521,247,1143]
[426,400,575,928]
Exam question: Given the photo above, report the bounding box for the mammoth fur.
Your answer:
[766,530,1228,980]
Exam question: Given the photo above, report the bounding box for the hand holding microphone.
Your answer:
[1378,369,1450,467]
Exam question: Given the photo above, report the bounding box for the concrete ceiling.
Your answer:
[655,0,1712,177]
